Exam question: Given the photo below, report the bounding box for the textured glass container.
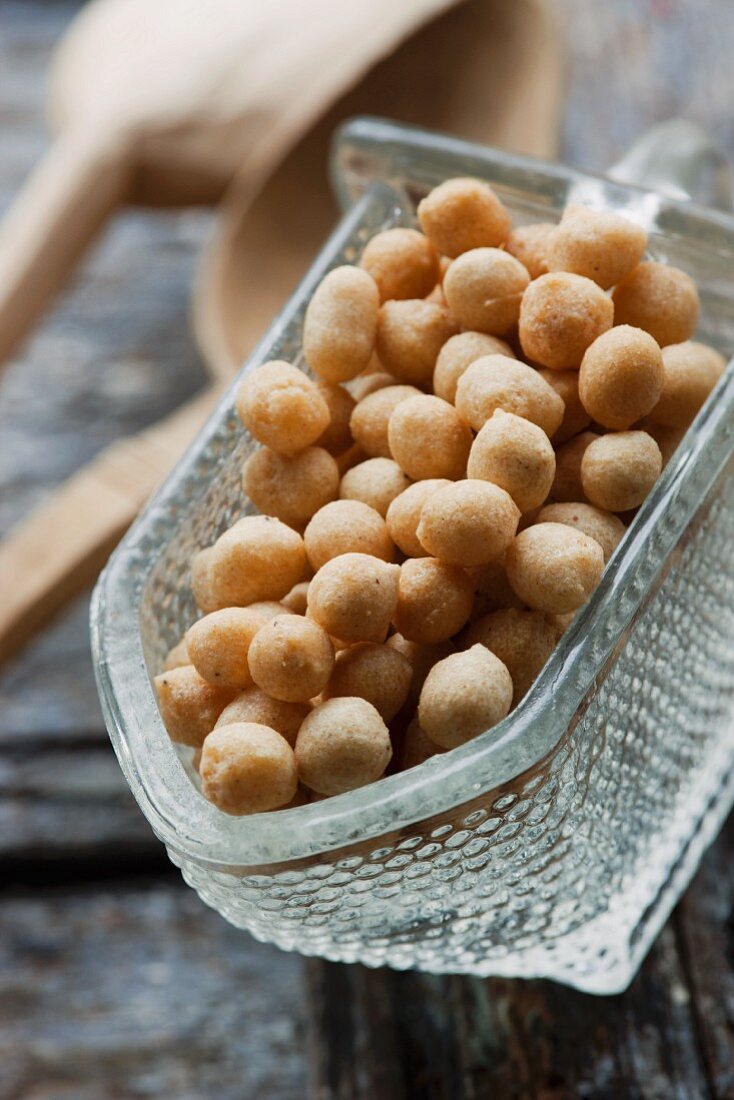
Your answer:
[92,119,734,994]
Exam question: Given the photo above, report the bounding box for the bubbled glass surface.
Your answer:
[92,120,734,994]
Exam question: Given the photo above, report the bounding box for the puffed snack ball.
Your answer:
[455,354,565,438]
[536,502,626,563]
[339,457,411,517]
[505,222,555,279]
[386,633,455,708]
[547,204,647,289]
[581,431,662,512]
[417,177,510,258]
[464,608,559,706]
[550,431,599,503]
[433,331,515,404]
[506,522,605,614]
[349,384,421,458]
[235,360,330,454]
[418,645,512,749]
[375,299,458,386]
[307,553,401,644]
[386,478,451,557]
[326,642,412,722]
[538,369,592,444]
[518,272,614,370]
[304,500,393,570]
[649,341,726,428]
[467,410,556,513]
[192,516,306,610]
[186,603,283,688]
[295,697,392,795]
[154,666,239,748]
[416,479,520,566]
[443,248,530,335]
[164,637,190,671]
[215,686,310,746]
[315,382,356,456]
[248,614,334,702]
[303,265,379,382]
[200,722,297,814]
[243,445,339,529]
[393,557,474,644]
[579,325,663,429]
[360,227,439,302]
[388,394,472,481]
[612,261,699,346]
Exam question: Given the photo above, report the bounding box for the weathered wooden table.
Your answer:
[2,2,734,1096]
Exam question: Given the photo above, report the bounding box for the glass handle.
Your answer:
[608,119,734,212]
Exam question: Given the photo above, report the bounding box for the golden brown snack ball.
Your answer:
[547,204,647,289]
[387,634,455,710]
[386,479,451,557]
[393,557,474,644]
[506,522,605,614]
[538,369,592,444]
[518,272,614,370]
[443,248,530,335]
[463,608,558,706]
[303,265,379,382]
[295,697,392,795]
[185,605,279,688]
[308,553,400,644]
[349,369,396,402]
[455,354,565,438]
[281,580,310,616]
[164,637,190,671]
[243,445,339,529]
[304,500,394,570]
[154,666,239,748]
[467,410,556,512]
[416,479,520,566]
[376,299,458,386]
[505,222,555,279]
[417,177,510,258]
[649,341,726,428]
[197,516,306,609]
[325,642,412,722]
[579,325,663,430]
[388,394,472,481]
[581,431,662,512]
[190,546,218,613]
[418,645,512,749]
[550,431,599,503]
[215,687,309,747]
[536,502,626,563]
[235,361,330,454]
[339,457,411,517]
[349,384,421,457]
[612,261,700,346]
[200,722,297,814]
[399,715,442,770]
[248,614,334,702]
[469,555,524,614]
[433,331,515,404]
[360,227,439,302]
[315,382,356,456]
[641,420,687,466]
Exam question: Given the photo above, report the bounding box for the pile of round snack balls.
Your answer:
[155,177,726,816]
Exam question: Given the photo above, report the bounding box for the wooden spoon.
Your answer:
[0,0,562,663]
[0,0,461,370]
[195,0,563,375]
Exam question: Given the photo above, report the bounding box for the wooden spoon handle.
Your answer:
[0,388,220,664]
[0,129,130,363]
